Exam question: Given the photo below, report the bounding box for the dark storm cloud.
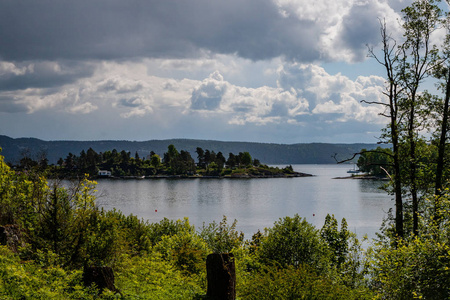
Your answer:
[0,95,28,113]
[0,0,320,62]
[0,61,95,91]
[337,2,385,61]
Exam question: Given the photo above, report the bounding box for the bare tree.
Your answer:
[399,0,441,234]
[367,19,405,238]
[434,2,450,223]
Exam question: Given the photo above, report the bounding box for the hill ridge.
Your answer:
[0,135,380,165]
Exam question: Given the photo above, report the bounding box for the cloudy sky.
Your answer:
[0,0,416,143]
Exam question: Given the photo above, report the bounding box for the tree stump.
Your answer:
[0,226,6,245]
[206,253,236,300]
[83,266,118,294]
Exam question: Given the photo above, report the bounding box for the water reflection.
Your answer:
[94,164,393,240]
[358,179,388,193]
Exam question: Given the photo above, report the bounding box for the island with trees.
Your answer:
[10,144,311,179]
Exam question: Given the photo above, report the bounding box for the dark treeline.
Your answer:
[11,144,297,178]
[0,134,381,165]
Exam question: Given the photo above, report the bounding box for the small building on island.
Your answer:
[98,170,112,177]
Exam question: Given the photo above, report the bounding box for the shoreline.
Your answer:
[333,174,389,180]
[95,172,314,180]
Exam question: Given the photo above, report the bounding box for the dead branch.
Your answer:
[333,149,394,164]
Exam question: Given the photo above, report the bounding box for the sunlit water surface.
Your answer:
[93,164,393,240]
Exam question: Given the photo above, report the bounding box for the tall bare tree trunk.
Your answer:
[435,71,450,222]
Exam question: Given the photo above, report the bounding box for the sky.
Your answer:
[0,0,423,144]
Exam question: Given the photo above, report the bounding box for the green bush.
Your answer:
[0,246,97,299]
[198,216,244,253]
[239,264,371,300]
[154,230,209,275]
[105,210,152,255]
[370,194,450,299]
[114,252,204,299]
[147,217,195,246]
[257,214,330,271]
[371,236,450,299]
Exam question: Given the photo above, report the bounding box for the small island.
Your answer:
[12,144,312,179]
[334,147,392,181]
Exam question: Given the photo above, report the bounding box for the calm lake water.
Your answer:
[94,164,393,240]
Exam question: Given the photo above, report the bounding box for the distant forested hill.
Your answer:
[0,135,382,165]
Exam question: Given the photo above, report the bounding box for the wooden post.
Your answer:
[0,226,6,245]
[206,253,236,300]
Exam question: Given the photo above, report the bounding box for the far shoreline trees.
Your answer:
[10,144,305,179]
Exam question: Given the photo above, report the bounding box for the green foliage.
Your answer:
[199,216,244,254]
[9,147,450,299]
[154,228,209,275]
[239,264,372,300]
[33,184,74,259]
[357,147,393,176]
[147,217,195,246]
[370,191,450,299]
[114,252,204,299]
[240,152,252,166]
[105,210,152,255]
[0,246,97,299]
[282,164,294,173]
[0,154,48,228]
[321,214,369,288]
[371,236,450,299]
[321,214,349,268]
[257,214,330,271]
[150,153,161,170]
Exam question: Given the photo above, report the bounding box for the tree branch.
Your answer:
[361,100,389,107]
[333,149,394,164]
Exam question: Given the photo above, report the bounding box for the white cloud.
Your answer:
[0,57,389,143]
[100,76,144,93]
[115,96,154,118]
[190,71,228,111]
[277,62,386,123]
[187,69,311,125]
[120,107,153,118]
[0,61,28,76]
[2,59,387,126]
[68,102,98,114]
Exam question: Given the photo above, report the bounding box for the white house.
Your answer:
[98,170,112,177]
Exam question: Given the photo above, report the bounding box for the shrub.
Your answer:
[154,228,209,275]
[198,216,244,253]
[257,214,330,271]
[239,264,371,300]
[0,245,97,299]
[147,217,195,246]
[371,236,450,299]
[114,252,204,299]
